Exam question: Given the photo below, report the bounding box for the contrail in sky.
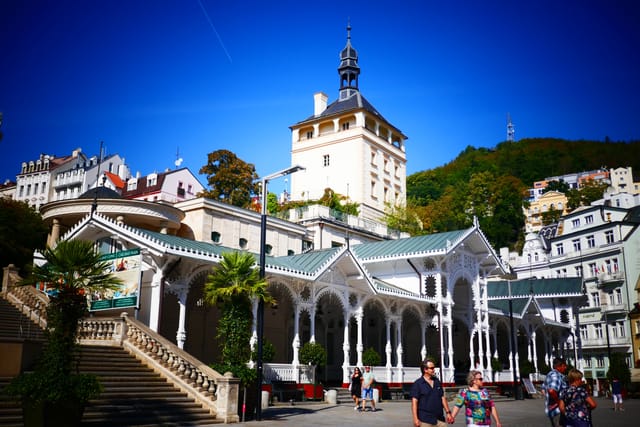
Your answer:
[197,0,232,63]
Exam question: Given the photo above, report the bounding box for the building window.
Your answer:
[588,262,597,277]
[265,244,273,255]
[555,243,564,256]
[342,122,349,130]
[239,238,248,249]
[572,218,580,228]
[287,249,295,256]
[605,230,614,244]
[594,324,603,339]
[591,292,600,307]
[211,231,221,243]
[19,186,24,197]
[586,235,595,248]
[370,181,376,199]
[595,355,605,367]
[323,155,330,167]
[383,159,389,172]
[371,151,376,165]
[585,215,594,224]
[580,325,588,340]
[575,265,583,277]
[584,357,592,368]
[306,131,313,139]
[42,182,46,194]
[188,184,193,194]
[572,239,581,252]
[302,240,313,253]
[26,184,31,196]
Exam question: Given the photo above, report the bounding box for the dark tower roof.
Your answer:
[78,186,122,199]
[338,22,360,100]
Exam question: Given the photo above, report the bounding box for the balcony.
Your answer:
[597,271,625,287]
[601,302,627,315]
[581,335,631,348]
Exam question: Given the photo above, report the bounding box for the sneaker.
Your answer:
[354,406,358,410]
[372,408,377,412]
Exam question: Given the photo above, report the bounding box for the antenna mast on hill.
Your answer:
[507,113,515,142]
[175,147,183,169]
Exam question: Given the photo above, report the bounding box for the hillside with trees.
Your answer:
[402,138,640,250]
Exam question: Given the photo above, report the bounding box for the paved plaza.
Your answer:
[231,395,638,427]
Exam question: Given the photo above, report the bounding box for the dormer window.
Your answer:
[211,231,221,244]
[127,179,137,191]
[239,238,248,249]
[147,174,157,186]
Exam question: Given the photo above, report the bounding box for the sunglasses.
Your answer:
[425,366,436,370]
[475,377,483,381]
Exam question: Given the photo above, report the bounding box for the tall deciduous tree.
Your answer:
[0,198,48,273]
[198,149,259,208]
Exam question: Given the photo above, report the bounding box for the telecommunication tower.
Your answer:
[507,113,515,142]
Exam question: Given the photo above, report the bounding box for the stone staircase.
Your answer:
[79,345,222,426]
[0,290,237,426]
[0,296,46,341]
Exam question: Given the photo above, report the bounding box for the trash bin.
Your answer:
[326,389,337,404]
[261,391,270,409]
[373,388,380,403]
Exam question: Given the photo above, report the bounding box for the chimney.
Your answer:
[314,92,328,116]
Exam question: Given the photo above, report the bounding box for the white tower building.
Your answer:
[289,25,408,221]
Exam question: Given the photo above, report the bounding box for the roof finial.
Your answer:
[347,18,351,41]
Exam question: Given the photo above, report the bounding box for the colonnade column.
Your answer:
[292,306,301,367]
[395,318,404,382]
[175,288,188,349]
[420,322,427,362]
[531,331,538,373]
[385,317,392,381]
[356,308,363,367]
[310,306,316,343]
[342,312,351,384]
[148,268,164,332]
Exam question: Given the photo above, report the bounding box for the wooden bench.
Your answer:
[271,381,304,403]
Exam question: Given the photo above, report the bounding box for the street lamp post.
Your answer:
[255,165,305,421]
[508,280,523,400]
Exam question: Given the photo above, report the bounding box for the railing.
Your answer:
[6,285,240,424]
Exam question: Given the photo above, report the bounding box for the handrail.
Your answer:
[6,285,240,423]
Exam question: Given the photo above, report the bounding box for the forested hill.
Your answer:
[403,138,640,250]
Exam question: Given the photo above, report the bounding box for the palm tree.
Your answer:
[7,239,123,425]
[203,251,271,381]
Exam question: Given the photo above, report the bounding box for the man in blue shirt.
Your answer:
[411,358,454,427]
[543,357,568,427]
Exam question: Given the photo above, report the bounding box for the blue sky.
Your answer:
[2,0,639,189]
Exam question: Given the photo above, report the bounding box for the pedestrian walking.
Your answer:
[450,370,502,426]
[559,369,596,427]
[361,366,377,412]
[410,358,454,427]
[611,378,624,411]
[543,357,568,427]
[350,367,363,410]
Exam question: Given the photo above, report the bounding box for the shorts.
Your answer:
[362,387,373,400]
[613,393,623,404]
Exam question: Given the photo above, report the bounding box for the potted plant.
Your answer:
[491,357,502,382]
[299,341,327,400]
[4,239,123,427]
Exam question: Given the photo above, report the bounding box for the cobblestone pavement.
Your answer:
[228,396,638,427]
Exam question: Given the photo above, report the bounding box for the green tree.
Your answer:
[7,240,123,411]
[203,251,271,385]
[383,201,423,236]
[318,187,359,216]
[198,149,259,208]
[0,198,48,273]
[607,352,631,387]
[542,180,570,194]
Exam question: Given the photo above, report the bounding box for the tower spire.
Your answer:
[338,20,360,100]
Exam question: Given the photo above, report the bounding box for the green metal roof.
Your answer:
[134,228,229,257]
[488,299,530,317]
[488,278,583,298]
[267,247,343,276]
[352,228,469,260]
